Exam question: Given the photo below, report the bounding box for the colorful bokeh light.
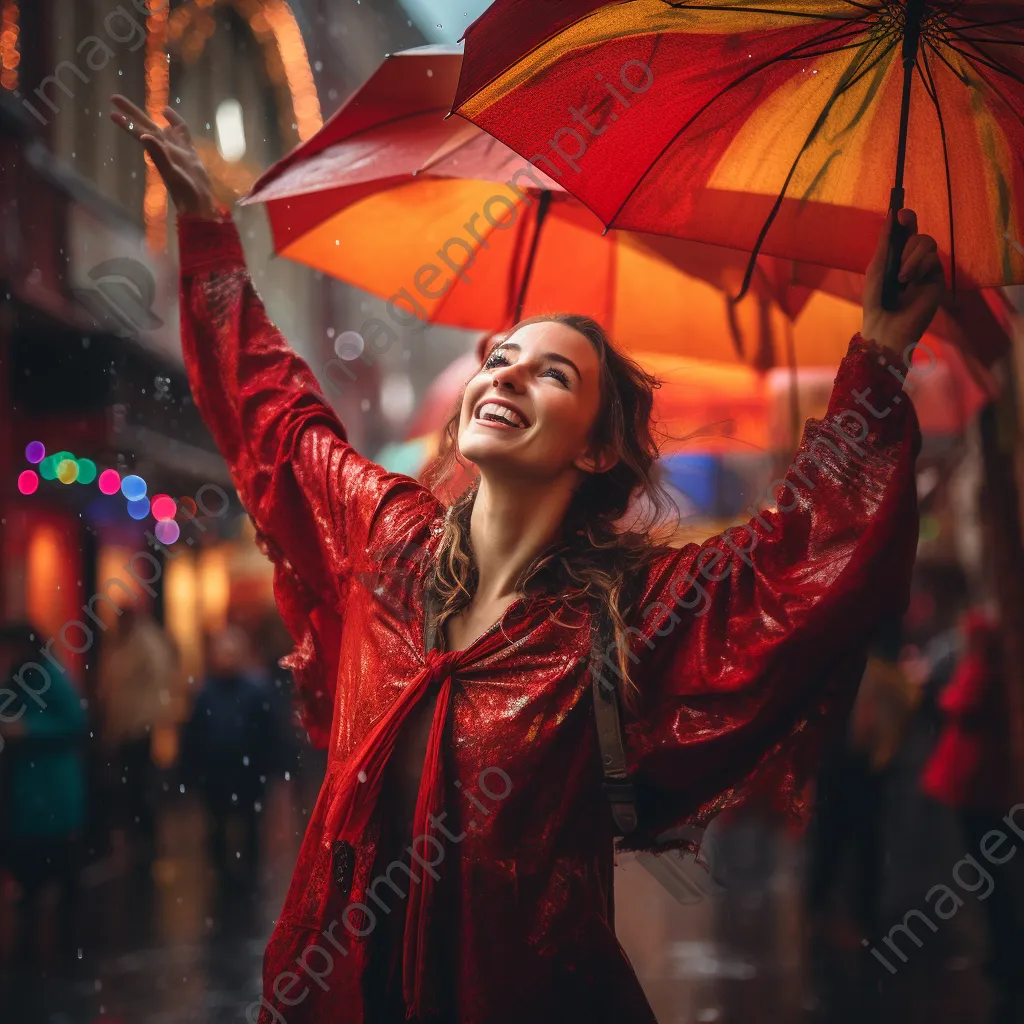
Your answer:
[121,474,147,501]
[154,520,181,545]
[57,459,79,484]
[17,470,39,495]
[39,456,58,481]
[127,497,151,520]
[151,494,177,521]
[25,441,45,464]
[177,497,198,520]
[76,458,97,485]
[98,469,121,495]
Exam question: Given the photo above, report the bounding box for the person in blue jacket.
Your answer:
[0,621,87,964]
[180,625,276,901]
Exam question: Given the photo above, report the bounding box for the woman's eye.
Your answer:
[484,352,510,369]
[544,367,571,387]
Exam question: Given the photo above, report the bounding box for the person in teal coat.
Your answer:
[0,621,87,964]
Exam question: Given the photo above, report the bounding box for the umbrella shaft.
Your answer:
[893,0,926,192]
[514,190,552,323]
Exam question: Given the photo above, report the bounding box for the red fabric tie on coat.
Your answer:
[325,646,463,1019]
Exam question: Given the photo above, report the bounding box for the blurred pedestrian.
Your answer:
[806,618,919,948]
[921,609,1024,1023]
[180,626,275,898]
[0,622,86,966]
[97,606,179,859]
[900,561,970,734]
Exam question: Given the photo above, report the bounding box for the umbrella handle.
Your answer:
[881,191,910,311]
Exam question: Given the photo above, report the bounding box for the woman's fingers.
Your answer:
[111,94,162,135]
[163,105,191,139]
[139,134,185,193]
[899,235,938,283]
[897,207,918,235]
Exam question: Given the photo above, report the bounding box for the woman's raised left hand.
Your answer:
[861,208,945,358]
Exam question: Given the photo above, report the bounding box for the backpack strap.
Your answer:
[590,613,638,837]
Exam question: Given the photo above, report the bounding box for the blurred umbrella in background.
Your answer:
[243,45,785,361]
[374,434,439,477]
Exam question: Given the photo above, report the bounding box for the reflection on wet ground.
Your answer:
[0,722,1012,1023]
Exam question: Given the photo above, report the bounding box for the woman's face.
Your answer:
[458,321,605,479]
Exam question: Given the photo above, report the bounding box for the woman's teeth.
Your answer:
[477,403,526,428]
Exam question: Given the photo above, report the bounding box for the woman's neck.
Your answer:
[469,472,578,604]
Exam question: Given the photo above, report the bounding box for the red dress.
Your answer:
[178,214,920,1024]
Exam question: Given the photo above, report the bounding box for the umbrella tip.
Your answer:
[443,111,453,121]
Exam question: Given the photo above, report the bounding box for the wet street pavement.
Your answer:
[0,718,1014,1024]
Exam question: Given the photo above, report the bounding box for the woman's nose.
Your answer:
[491,365,524,391]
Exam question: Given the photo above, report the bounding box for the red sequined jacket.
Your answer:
[178,214,920,1024]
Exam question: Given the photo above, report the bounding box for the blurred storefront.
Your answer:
[0,92,244,713]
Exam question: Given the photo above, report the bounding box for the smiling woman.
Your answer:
[108,92,949,1024]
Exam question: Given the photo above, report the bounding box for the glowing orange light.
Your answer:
[168,1,322,147]
[259,0,321,141]
[144,0,170,253]
[1,1,20,91]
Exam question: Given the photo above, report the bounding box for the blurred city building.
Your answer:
[0,1,483,708]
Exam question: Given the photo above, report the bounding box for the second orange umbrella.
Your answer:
[243,46,778,364]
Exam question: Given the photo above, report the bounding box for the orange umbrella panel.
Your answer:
[456,0,1024,291]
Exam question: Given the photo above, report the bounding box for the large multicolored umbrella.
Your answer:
[453,0,1024,302]
[244,45,788,359]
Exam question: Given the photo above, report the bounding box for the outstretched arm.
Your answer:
[110,97,439,745]
[620,210,943,850]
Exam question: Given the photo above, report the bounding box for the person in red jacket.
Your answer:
[921,609,1024,1017]
[109,94,943,1024]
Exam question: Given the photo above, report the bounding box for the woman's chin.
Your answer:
[458,439,531,477]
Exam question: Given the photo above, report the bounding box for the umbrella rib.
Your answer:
[943,41,1024,86]
[926,36,1024,129]
[774,36,892,60]
[917,45,958,295]
[604,12,883,229]
[660,2,867,23]
[955,38,1024,47]
[940,32,1024,89]
[945,11,1024,30]
[732,27,901,302]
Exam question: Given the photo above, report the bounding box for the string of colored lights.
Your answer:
[0,0,19,91]
[145,0,322,251]
[19,441,200,546]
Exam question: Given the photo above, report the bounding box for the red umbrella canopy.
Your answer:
[454,0,1024,292]
[244,45,790,356]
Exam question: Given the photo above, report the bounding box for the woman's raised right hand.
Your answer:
[110,94,220,220]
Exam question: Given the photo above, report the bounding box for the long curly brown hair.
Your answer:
[422,314,678,709]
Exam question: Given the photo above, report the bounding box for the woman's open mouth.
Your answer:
[474,401,529,429]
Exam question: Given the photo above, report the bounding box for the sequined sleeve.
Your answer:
[177,213,438,746]
[621,334,921,851]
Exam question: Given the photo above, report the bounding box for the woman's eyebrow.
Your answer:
[493,342,582,381]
